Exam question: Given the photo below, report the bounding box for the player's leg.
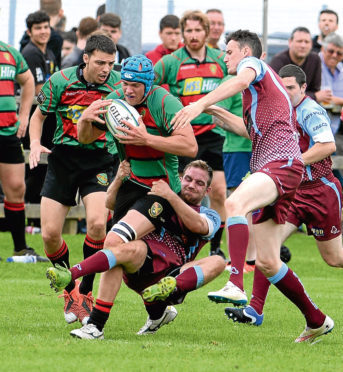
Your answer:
[316,236,343,267]
[208,172,278,304]
[70,240,148,339]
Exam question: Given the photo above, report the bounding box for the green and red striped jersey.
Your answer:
[37,65,121,151]
[154,46,227,136]
[0,41,29,136]
[108,85,182,193]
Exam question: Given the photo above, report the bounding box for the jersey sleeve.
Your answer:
[23,49,45,84]
[199,206,221,240]
[154,56,170,85]
[237,56,264,84]
[301,104,334,143]
[37,71,62,114]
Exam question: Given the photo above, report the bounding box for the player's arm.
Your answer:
[206,105,249,138]
[105,160,130,210]
[171,68,256,129]
[115,117,198,157]
[77,99,113,144]
[148,180,217,235]
[302,142,336,165]
[28,107,51,169]
[15,69,35,138]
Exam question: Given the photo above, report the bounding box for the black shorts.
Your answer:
[178,130,224,172]
[0,134,25,164]
[41,145,117,206]
[113,179,177,231]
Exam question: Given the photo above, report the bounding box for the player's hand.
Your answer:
[116,160,131,181]
[148,179,173,199]
[80,99,112,124]
[16,115,29,138]
[29,140,51,169]
[171,102,204,130]
[115,116,149,146]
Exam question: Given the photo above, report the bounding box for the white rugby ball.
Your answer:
[105,99,140,136]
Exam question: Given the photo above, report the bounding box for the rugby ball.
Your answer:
[105,99,140,136]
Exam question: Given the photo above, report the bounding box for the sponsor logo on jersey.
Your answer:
[202,79,220,92]
[313,122,328,132]
[183,77,202,95]
[96,173,109,186]
[0,65,15,79]
[37,90,47,104]
[331,226,339,234]
[148,202,163,218]
[66,105,86,124]
[311,227,324,237]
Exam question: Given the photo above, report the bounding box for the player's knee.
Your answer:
[4,181,25,201]
[255,258,278,276]
[211,255,226,272]
[86,219,106,238]
[224,197,242,216]
[41,226,60,246]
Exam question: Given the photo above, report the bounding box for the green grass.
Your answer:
[0,232,342,371]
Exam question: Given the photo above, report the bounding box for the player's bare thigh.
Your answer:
[0,162,25,201]
[225,172,278,217]
[316,236,343,267]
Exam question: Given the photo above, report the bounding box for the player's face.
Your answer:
[159,27,182,51]
[224,40,247,75]
[83,50,115,84]
[183,20,207,52]
[319,13,338,37]
[289,31,312,59]
[281,76,306,106]
[122,80,145,105]
[207,11,225,43]
[323,43,343,69]
[100,25,122,44]
[28,22,51,47]
[181,167,210,205]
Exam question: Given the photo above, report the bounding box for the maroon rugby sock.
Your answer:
[249,267,271,315]
[272,266,326,328]
[175,266,204,292]
[70,250,111,281]
[227,217,249,291]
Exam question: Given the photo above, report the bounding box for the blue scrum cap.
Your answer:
[121,54,155,96]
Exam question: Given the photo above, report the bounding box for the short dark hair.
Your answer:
[279,64,307,86]
[84,33,116,56]
[290,26,311,40]
[26,10,50,31]
[78,17,98,38]
[183,160,213,187]
[159,15,180,32]
[319,9,339,24]
[206,9,223,15]
[40,0,61,16]
[96,3,106,18]
[99,13,122,29]
[61,30,77,44]
[225,29,262,58]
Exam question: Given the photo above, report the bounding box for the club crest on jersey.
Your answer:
[37,90,47,104]
[96,173,109,186]
[3,52,11,62]
[148,202,163,218]
[210,64,217,75]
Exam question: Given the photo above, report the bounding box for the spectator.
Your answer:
[269,27,322,101]
[61,30,77,61]
[206,9,225,49]
[98,13,131,64]
[145,14,183,65]
[61,17,98,68]
[312,9,339,53]
[319,33,343,135]
[20,0,63,69]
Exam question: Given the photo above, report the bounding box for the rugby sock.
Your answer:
[4,200,27,252]
[175,266,204,292]
[88,299,113,331]
[249,267,271,315]
[210,221,225,252]
[70,249,116,281]
[145,302,168,320]
[79,235,105,295]
[46,240,75,293]
[269,263,326,328]
[227,216,249,291]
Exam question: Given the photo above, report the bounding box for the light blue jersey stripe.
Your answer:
[102,249,117,269]
[227,216,248,227]
[248,84,262,136]
[268,263,288,284]
[321,177,342,211]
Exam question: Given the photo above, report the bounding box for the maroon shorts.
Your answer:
[252,159,304,225]
[287,173,342,241]
[123,231,185,294]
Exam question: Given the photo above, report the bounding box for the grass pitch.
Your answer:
[0,232,342,371]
